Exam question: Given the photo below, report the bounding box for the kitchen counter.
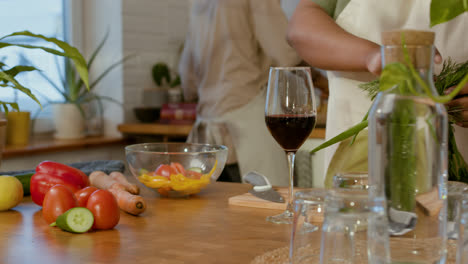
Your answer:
[0,182,290,264]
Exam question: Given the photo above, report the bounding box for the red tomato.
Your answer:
[42,184,78,224]
[155,164,177,178]
[86,190,120,230]
[75,186,99,207]
[186,170,202,180]
[170,162,186,176]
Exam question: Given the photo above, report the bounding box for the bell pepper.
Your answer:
[30,161,90,206]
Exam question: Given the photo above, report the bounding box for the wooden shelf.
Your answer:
[2,135,125,159]
[118,122,326,140]
[118,123,193,136]
[309,127,326,139]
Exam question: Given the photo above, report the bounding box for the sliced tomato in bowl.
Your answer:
[170,162,186,175]
[155,164,177,179]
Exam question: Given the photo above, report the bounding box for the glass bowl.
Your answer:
[125,143,228,197]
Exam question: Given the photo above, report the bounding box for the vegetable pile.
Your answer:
[27,161,147,234]
[42,184,120,233]
[137,162,215,196]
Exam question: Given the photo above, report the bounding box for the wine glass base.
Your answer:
[266,209,294,224]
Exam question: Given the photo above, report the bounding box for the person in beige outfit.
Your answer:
[178,0,302,184]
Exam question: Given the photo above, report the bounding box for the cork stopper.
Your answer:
[381,30,435,46]
[381,30,434,68]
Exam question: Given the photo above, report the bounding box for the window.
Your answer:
[0,0,65,120]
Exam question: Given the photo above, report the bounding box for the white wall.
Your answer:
[80,0,125,137]
[121,0,191,122]
[75,0,192,127]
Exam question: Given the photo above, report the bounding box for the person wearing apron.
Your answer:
[287,0,468,187]
[178,0,302,185]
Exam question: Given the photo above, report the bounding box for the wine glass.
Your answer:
[265,67,317,224]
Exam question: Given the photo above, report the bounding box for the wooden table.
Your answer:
[0,182,290,264]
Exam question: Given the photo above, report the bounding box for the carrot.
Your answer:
[89,171,126,191]
[109,171,140,195]
[89,171,146,216]
[108,188,146,216]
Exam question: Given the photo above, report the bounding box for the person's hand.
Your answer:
[365,47,382,76]
[446,82,468,127]
[366,47,443,76]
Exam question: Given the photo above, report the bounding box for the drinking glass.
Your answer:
[290,189,328,263]
[332,172,369,190]
[320,189,390,264]
[457,190,468,264]
[447,181,468,240]
[265,67,317,224]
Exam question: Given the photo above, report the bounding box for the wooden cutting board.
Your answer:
[228,187,289,210]
[228,187,325,222]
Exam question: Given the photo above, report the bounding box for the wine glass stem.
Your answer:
[286,151,296,212]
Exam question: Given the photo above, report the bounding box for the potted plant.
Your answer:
[0,31,89,148]
[3,89,30,145]
[32,31,130,138]
[153,62,182,103]
[135,62,181,123]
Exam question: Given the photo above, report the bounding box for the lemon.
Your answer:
[0,176,24,211]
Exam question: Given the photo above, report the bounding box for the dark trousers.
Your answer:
[217,163,241,183]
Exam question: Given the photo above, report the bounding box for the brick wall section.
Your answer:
[121,0,190,122]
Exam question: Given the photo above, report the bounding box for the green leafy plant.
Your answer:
[0,31,89,113]
[430,0,468,27]
[32,31,131,117]
[151,62,180,88]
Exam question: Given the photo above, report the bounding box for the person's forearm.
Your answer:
[287,0,381,74]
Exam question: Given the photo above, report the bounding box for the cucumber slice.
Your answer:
[52,207,94,233]
[188,167,203,173]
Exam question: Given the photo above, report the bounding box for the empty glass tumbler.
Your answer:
[332,172,369,190]
[290,189,328,264]
[457,190,468,264]
[319,190,390,264]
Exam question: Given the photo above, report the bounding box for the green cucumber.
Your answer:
[188,167,203,173]
[51,207,94,233]
[0,173,33,196]
[14,173,33,196]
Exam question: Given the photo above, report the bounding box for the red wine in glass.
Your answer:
[265,66,316,224]
[265,114,317,152]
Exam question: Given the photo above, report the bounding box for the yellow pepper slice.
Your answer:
[138,160,218,193]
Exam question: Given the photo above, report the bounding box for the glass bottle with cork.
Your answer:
[368,29,449,264]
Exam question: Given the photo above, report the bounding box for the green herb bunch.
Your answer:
[362,59,468,183]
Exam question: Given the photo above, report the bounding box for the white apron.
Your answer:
[325,0,468,182]
[188,88,290,186]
